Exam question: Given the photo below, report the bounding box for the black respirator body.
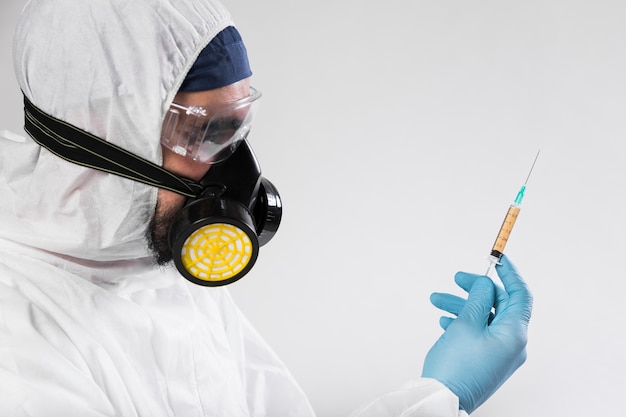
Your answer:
[169,140,282,286]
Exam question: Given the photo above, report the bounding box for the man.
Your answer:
[0,0,532,415]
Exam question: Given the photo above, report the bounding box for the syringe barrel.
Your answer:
[490,205,521,259]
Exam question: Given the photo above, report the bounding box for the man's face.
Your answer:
[146,78,252,265]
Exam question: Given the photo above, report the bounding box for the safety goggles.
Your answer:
[161,87,261,164]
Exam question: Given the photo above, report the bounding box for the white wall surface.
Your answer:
[2,1,625,416]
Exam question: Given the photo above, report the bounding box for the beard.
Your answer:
[146,198,181,266]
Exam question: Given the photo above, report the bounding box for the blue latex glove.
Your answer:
[421,255,532,413]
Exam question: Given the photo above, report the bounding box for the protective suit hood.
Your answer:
[1,0,234,264]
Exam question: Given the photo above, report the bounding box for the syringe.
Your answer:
[485,150,540,276]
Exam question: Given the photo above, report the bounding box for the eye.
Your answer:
[204,119,243,144]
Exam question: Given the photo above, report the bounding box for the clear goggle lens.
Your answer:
[161,87,261,164]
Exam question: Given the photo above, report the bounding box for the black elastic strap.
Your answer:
[23,94,203,198]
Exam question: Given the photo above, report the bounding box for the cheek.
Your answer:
[161,146,210,181]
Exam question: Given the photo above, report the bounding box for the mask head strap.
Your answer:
[23,94,203,198]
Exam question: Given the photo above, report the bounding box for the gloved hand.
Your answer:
[421,255,532,414]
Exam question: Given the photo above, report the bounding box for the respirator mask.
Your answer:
[23,86,282,287]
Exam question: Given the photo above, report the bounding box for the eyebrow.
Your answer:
[203,117,244,130]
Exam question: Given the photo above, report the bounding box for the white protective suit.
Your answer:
[0,0,467,415]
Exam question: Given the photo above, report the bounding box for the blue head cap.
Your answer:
[179,26,252,92]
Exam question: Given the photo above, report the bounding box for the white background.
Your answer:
[2,1,625,416]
